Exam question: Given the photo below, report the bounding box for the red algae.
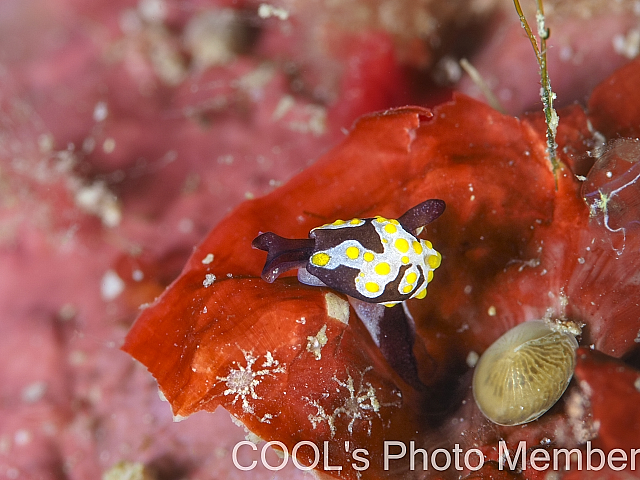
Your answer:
[588,58,640,140]
[573,348,640,451]
[124,58,640,478]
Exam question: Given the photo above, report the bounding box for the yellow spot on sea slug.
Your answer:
[402,285,413,294]
[413,241,423,254]
[406,272,417,284]
[401,256,409,264]
[346,246,359,259]
[375,216,386,223]
[333,219,345,226]
[375,262,390,276]
[311,252,330,266]
[395,238,409,253]
[428,254,441,269]
[363,252,374,262]
[384,224,397,234]
[365,282,380,293]
[424,240,433,249]
[427,270,434,282]
[415,288,427,299]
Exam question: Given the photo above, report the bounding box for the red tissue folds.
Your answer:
[124,58,640,479]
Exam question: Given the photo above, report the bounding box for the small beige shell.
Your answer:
[472,320,579,426]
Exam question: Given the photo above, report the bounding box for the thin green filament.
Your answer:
[513,0,560,189]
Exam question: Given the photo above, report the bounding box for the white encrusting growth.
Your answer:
[75,181,122,227]
[307,369,387,437]
[203,273,216,287]
[324,292,350,324]
[258,4,290,20]
[217,350,285,417]
[306,325,328,360]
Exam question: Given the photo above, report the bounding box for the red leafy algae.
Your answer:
[125,58,640,478]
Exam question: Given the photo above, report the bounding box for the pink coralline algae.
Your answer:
[125,58,640,479]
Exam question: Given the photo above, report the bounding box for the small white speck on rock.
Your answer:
[75,181,121,227]
[21,382,47,403]
[101,270,125,301]
[203,274,216,287]
[58,303,77,321]
[93,101,108,122]
[258,3,290,20]
[102,460,156,480]
[103,138,116,153]
[466,351,479,368]
[38,133,55,153]
[14,429,32,446]
[139,0,167,23]
[178,218,194,233]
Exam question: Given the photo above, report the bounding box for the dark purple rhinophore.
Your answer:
[251,233,315,283]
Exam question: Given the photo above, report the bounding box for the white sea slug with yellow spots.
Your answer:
[252,199,445,306]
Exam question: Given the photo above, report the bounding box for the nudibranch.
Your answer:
[252,199,445,388]
[252,199,445,306]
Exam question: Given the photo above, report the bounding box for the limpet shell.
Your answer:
[472,320,579,426]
